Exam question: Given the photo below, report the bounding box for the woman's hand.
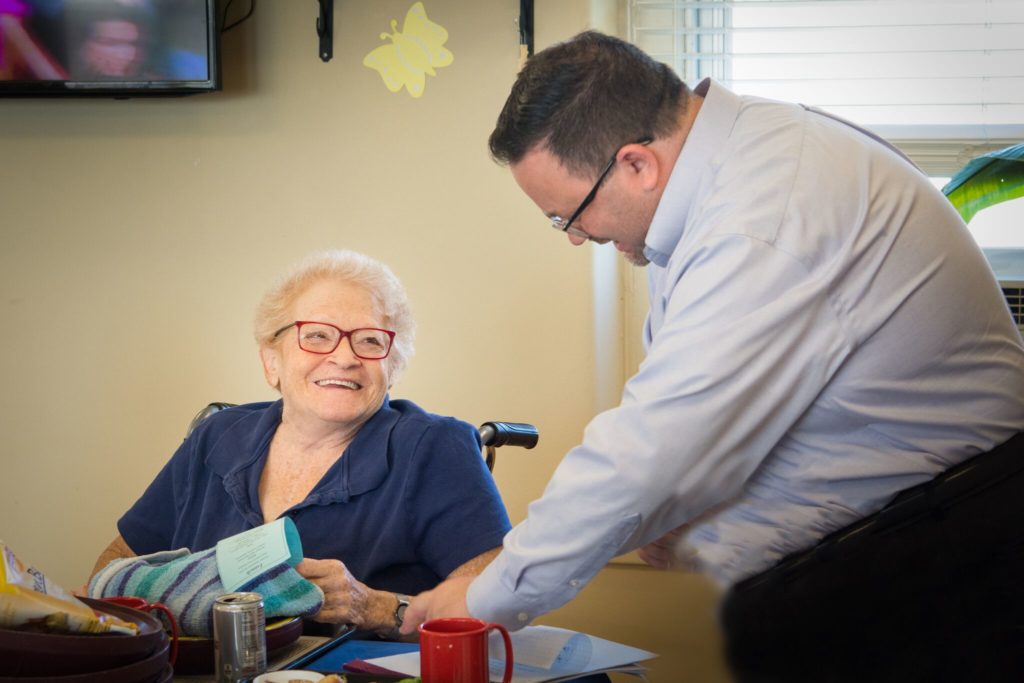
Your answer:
[294,558,393,631]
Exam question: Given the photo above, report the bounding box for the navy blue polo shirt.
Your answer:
[118,398,511,595]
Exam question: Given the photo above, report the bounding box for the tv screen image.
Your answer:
[0,0,220,96]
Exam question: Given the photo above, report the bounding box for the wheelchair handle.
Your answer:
[478,422,539,449]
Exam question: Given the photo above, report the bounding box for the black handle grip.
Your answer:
[478,422,539,449]
[186,402,237,437]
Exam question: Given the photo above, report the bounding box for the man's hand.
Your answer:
[636,523,694,569]
[398,575,474,636]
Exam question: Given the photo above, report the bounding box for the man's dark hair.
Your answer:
[488,31,688,175]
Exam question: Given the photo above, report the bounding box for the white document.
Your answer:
[364,624,656,683]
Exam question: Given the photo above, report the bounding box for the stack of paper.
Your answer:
[362,624,656,683]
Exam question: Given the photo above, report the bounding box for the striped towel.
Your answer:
[87,546,324,636]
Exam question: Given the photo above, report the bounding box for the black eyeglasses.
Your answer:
[272,321,396,360]
[550,138,652,240]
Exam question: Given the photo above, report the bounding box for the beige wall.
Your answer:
[0,2,728,681]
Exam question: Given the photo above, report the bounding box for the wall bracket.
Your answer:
[519,0,534,58]
[317,0,333,62]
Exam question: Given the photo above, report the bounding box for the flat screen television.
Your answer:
[0,0,220,97]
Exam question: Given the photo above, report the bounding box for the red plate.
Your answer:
[173,616,304,675]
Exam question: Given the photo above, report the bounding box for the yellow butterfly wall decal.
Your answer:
[363,2,454,98]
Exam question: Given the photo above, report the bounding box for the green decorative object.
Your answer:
[942,143,1024,224]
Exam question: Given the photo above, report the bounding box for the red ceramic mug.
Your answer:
[419,617,513,683]
[100,596,179,666]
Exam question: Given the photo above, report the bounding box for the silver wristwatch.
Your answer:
[393,593,411,630]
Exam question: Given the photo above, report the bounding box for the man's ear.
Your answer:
[619,142,660,192]
[259,345,281,390]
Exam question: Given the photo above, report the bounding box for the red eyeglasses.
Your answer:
[272,321,396,360]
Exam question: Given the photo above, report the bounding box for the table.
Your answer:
[174,632,614,683]
[173,634,335,683]
[296,637,613,683]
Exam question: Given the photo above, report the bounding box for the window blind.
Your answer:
[628,0,1024,174]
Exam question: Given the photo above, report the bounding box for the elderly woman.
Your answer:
[87,250,511,636]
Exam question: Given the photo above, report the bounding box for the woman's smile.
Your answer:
[314,377,362,390]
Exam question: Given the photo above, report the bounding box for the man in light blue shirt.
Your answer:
[404,31,1024,680]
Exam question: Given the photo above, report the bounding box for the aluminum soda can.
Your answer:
[213,591,267,683]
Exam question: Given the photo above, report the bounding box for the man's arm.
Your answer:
[409,237,842,630]
[398,548,500,634]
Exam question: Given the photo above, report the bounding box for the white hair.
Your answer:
[254,250,415,381]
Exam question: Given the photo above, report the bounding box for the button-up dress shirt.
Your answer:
[469,79,1024,628]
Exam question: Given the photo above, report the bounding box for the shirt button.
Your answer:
[517,612,529,622]
[569,579,580,587]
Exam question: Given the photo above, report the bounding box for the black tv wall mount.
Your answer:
[317,0,333,62]
[314,0,533,65]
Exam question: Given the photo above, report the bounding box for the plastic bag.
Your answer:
[0,541,137,635]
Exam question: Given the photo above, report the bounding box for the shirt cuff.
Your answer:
[466,552,535,631]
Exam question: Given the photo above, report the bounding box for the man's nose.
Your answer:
[568,233,588,246]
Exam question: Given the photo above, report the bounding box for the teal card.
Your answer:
[215,517,304,593]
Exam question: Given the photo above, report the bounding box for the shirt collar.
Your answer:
[208,397,398,505]
[206,401,281,477]
[643,78,743,267]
